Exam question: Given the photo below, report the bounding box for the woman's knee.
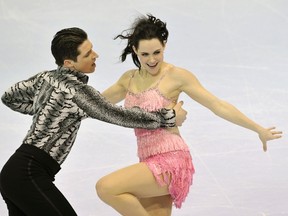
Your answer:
[95,177,115,202]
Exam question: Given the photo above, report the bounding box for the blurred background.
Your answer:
[0,0,287,215]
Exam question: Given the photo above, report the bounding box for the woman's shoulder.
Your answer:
[166,63,193,77]
[119,69,137,78]
[116,69,137,85]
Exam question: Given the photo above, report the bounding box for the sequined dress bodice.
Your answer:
[124,71,189,159]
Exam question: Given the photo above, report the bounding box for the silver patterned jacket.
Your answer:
[1,67,175,164]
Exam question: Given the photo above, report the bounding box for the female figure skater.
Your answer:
[96,14,282,216]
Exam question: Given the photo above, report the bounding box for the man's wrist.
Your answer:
[159,108,176,128]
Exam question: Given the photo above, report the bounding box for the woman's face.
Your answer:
[133,38,165,76]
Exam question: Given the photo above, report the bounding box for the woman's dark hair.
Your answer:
[114,14,169,69]
[51,27,88,66]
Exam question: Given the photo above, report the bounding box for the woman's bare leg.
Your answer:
[96,162,170,216]
[139,195,173,216]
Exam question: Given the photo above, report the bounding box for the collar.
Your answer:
[57,66,89,84]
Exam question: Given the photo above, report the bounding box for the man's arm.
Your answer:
[1,75,38,115]
[73,85,176,129]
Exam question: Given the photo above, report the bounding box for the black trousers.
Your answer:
[0,144,77,216]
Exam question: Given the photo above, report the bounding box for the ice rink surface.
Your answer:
[0,0,287,215]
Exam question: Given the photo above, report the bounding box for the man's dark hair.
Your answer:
[51,27,88,66]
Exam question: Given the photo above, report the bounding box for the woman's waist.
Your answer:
[136,131,185,147]
[136,130,189,158]
[134,127,179,137]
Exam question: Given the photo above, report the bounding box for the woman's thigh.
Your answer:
[97,162,169,198]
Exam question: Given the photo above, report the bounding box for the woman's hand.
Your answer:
[258,127,282,151]
[172,101,187,126]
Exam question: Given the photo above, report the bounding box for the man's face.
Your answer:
[70,39,99,73]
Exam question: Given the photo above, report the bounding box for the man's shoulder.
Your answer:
[40,69,84,94]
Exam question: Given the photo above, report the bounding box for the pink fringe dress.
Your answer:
[124,72,195,208]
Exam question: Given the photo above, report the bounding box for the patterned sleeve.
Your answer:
[1,75,38,115]
[73,85,175,129]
